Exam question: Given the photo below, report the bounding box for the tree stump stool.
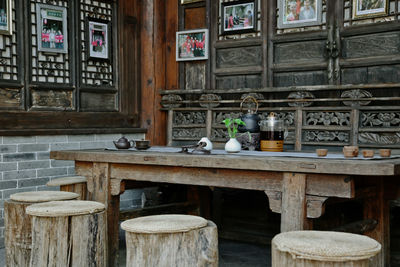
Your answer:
[272,231,381,267]
[46,175,87,200]
[26,200,106,267]
[4,191,79,267]
[121,214,218,267]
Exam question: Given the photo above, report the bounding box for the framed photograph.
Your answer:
[221,0,256,35]
[0,0,12,35]
[181,0,204,4]
[36,4,68,53]
[87,19,110,61]
[352,0,388,19]
[277,0,322,29]
[176,29,208,61]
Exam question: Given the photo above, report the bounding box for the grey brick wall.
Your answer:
[0,133,144,248]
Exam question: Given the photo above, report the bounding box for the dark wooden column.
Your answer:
[140,0,170,145]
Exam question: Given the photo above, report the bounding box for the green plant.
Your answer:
[222,118,250,139]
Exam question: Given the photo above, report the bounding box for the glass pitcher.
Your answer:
[258,112,287,152]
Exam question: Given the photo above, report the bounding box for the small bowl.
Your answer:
[134,140,151,150]
[379,149,391,157]
[343,146,359,158]
[362,149,374,158]
[316,149,328,157]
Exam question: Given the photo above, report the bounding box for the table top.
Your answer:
[50,147,400,176]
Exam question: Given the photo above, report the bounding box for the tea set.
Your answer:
[113,136,151,150]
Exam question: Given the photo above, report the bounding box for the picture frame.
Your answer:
[36,4,68,53]
[352,0,388,19]
[221,0,256,35]
[0,0,12,35]
[181,0,204,4]
[277,0,322,29]
[176,29,208,61]
[87,18,110,61]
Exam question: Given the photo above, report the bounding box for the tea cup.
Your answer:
[362,149,374,158]
[134,140,151,150]
[316,148,328,157]
[343,146,359,158]
[379,149,391,157]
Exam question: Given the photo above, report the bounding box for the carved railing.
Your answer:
[160,84,400,150]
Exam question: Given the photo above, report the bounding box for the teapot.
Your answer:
[113,136,134,149]
[238,96,260,133]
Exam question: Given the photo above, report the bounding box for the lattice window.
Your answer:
[344,0,398,27]
[0,0,19,82]
[30,0,71,84]
[276,0,327,34]
[218,0,262,40]
[80,0,114,87]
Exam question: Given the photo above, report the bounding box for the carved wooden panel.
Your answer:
[303,130,350,144]
[79,0,115,88]
[361,111,400,128]
[80,92,117,111]
[216,46,262,68]
[273,71,328,87]
[31,89,73,110]
[0,88,22,109]
[359,132,400,146]
[304,112,351,126]
[341,68,368,84]
[216,75,262,89]
[274,41,326,64]
[29,0,72,85]
[367,65,400,83]
[173,128,206,140]
[185,62,206,90]
[173,111,206,125]
[342,32,400,59]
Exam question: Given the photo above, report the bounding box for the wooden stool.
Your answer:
[26,200,106,267]
[121,214,218,267]
[272,231,381,267]
[4,191,79,267]
[46,176,87,200]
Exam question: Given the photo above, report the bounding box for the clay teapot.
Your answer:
[238,96,260,133]
[113,136,134,149]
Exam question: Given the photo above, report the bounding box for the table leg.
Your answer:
[363,179,389,267]
[281,172,308,232]
[87,162,120,267]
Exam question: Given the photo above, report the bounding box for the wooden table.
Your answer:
[50,148,400,267]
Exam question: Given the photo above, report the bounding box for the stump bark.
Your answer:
[121,214,218,267]
[26,200,106,267]
[4,191,79,267]
[271,231,381,267]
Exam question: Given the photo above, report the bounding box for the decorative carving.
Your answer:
[341,89,372,106]
[199,94,221,108]
[304,131,349,143]
[214,112,241,125]
[240,93,264,108]
[172,128,205,139]
[305,112,351,126]
[211,128,228,139]
[287,91,315,107]
[216,47,262,68]
[161,94,183,108]
[259,112,295,126]
[237,133,260,151]
[359,133,400,145]
[173,111,206,125]
[361,112,400,127]
[275,41,325,63]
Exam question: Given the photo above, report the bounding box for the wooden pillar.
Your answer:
[363,178,389,267]
[86,162,120,267]
[281,172,308,232]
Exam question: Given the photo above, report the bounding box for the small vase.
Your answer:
[225,138,241,153]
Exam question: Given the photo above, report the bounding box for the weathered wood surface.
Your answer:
[123,220,218,267]
[29,211,106,267]
[50,149,400,176]
[265,190,328,218]
[281,173,307,232]
[5,201,32,267]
